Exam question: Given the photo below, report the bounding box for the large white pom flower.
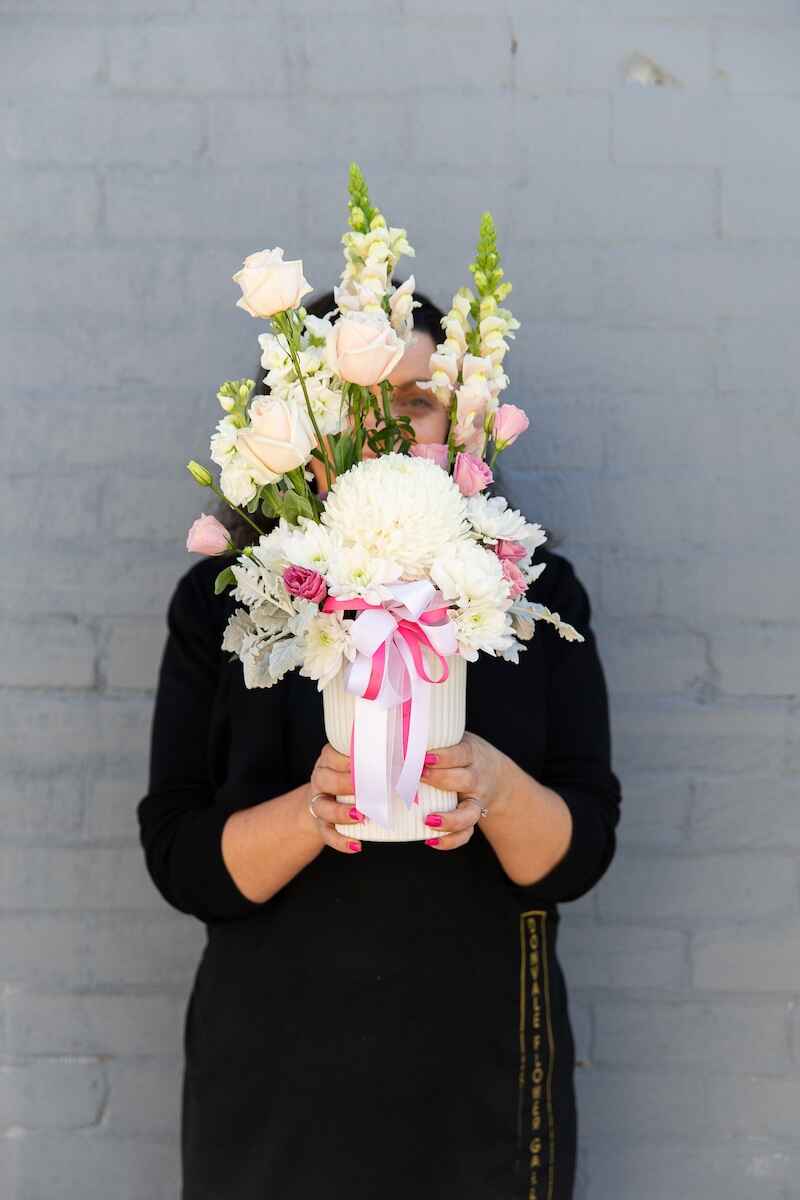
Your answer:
[321,453,471,579]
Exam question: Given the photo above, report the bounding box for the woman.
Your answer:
[137,285,622,1200]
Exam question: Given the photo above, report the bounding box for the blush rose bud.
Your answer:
[492,404,530,450]
[186,513,232,556]
[453,451,493,497]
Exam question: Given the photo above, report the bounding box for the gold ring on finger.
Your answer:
[309,792,327,819]
[463,795,489,819]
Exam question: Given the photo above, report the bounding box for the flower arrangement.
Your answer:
[184,163,583,835]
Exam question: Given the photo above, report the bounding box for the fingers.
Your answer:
[422,738,473,770]
[422,797,482,850]
[420,760,479,796]
[307,774,366,856]
[312,742,354,799]
[313,762,355,797]
[319,743,351,773]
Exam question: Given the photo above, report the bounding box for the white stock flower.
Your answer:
[219,457,258,507]
[209,415,239,468]
[321,453,471,579]
[283,374,346,436]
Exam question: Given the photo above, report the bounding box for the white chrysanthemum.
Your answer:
[282,517,338,575]
[300,612,356,690]
[452,605,517,661]
[465,493,547,549]
[321,453,470,578]
[430,539,511,610]
[325,545,403,605]
[252,520,294,574]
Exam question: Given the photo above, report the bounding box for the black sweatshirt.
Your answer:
[137,545,622,1200]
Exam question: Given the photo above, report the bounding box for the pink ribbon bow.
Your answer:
[322,580,458,828]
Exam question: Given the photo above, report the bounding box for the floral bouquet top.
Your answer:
[185,163,584,698]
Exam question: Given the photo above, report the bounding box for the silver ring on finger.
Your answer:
[309,792,327,820]
[463,795,489,819]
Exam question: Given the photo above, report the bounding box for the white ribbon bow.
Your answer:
[344,580,458,828]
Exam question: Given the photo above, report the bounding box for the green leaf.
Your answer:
[280,488,315,524]
[213,566,236,595]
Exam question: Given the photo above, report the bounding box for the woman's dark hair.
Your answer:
[213,280,559,549]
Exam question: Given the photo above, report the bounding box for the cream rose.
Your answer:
[324,311,406,386]
[232,247,313,318]
[236,396,314,478]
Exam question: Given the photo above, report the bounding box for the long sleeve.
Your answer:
[513,554,622,904]
[137,565,269,925]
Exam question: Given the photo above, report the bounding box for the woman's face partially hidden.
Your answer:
[309,330,448,491]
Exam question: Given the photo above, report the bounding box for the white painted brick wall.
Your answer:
[2,3,798,1196]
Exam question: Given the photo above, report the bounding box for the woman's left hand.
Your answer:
[418,731,512,850]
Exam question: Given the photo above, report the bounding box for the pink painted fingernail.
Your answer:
[348,840,361,852]
[424,752,439,765]
[425,814,442,827]
[348,807,364,821]
[425,837,440,846]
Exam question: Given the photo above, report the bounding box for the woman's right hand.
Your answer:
[307,742,366,854]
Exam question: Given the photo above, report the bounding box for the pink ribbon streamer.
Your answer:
[322,580,458,828]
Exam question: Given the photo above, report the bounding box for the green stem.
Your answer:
[447,392,458,469]
[274,311,335,492]
[208,479,266,536]
[380,380,395,452]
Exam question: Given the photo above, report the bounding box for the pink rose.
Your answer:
[502,559,528,599]
[410,442,449,470]
[186,513,231,555]
[325,311,405,386]
[495,539,527,562]
[453,452,493,496]
[283,564,328,604]
[492,404,529,449]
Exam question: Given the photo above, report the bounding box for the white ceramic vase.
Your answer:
[321,653,467,841]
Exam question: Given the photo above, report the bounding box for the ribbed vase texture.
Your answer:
[321,654,468,841]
